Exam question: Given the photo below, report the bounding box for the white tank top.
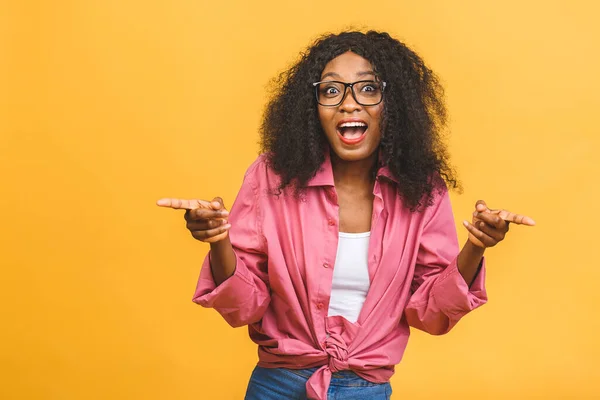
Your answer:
[327,231,371,323]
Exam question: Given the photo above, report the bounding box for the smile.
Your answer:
[336,120,368,145]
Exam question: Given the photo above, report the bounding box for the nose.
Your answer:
[339,86,362,113]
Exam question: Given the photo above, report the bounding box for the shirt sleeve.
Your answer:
[404,187,487,335]
[192,164,270,328]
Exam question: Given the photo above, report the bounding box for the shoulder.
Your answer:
[421,180,453,226]
[242,153,282,192]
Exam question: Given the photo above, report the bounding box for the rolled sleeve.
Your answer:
[430,256,487,318]
[192,251,270,327]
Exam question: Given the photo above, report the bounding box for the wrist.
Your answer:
[210,236,232,252]
[465,239,486,256]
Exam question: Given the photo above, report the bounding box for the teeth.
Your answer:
[339,122,367,128]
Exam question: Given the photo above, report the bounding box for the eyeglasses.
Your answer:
[312,80,386,107]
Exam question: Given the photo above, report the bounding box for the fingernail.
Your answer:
[463,220,469,227]
[473,211,478,217]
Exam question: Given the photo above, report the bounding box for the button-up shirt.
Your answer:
[193,152,487,400]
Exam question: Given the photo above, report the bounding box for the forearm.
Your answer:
[209,237,237,285]
[457,240,485,286]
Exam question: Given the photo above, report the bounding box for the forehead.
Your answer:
[320,51,374,80]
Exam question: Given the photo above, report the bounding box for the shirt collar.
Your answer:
[306,148,399,187]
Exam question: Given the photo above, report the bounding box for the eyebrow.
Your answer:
[320,71,376,80]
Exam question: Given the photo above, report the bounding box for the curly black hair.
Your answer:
[260,30,460,210]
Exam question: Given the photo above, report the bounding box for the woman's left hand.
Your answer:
[463,200,535,248]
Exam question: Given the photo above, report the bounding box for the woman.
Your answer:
[157,31,534,400]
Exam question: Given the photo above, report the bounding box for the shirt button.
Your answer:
[323,262,329,268]
[316,302,324,310]
[327,219,335,226]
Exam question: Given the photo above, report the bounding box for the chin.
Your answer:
[330,145,377,163]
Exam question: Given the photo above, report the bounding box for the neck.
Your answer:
[330,150,378,190]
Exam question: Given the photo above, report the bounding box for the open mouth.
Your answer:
[336,121,368,145]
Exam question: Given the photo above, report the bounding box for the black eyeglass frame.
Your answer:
[312,80,387,107]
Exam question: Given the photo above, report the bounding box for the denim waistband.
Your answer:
[280,367,381,387]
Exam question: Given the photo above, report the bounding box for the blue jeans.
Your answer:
[245,366,392,400]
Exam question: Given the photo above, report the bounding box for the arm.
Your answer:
[404,189,488,335]
[191,167,271,328]
[457,240,486,286]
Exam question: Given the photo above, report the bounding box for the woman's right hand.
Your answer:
[156,197,231,243]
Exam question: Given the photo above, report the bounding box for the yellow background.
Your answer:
[2,1,599,398]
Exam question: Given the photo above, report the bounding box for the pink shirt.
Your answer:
[193,152,487,400]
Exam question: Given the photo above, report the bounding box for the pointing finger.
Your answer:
[156,198,211,210]
[497,210,536,226]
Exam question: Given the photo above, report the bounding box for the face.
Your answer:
[317,51,384,163]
